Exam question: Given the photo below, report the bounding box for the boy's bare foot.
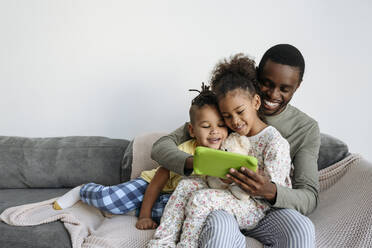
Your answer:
[135,217,158,230]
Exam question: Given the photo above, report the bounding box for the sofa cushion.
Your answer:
[0,136,130,189]
[121,139,134,182]
[130,132,167,179]
[0,188,72,248]
[318,133,350,170]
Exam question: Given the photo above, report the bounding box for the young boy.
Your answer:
[53,85,228,230]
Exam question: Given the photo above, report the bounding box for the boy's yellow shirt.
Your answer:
[140,139,197,193]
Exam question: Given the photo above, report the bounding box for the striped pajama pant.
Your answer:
[80,178,171,223]
[198,209,315,248]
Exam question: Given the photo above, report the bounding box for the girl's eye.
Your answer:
[218,123,226,127]
[202,126,210,128]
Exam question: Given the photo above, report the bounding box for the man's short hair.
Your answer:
[258,44,305,82]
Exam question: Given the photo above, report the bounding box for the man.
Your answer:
[151,44,320,248]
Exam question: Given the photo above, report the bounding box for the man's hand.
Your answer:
[220,178,233,184]
[226,167,277,202]
[185,156,194,170]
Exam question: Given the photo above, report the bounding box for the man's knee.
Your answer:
[285,210,314,237]
[199,210,245,248]
[277,209,315,247]
[205,210,238,230]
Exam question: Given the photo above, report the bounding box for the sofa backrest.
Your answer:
[124,132,351,175]
[130,132,167,179]
[0,132,350,189]
[0,136,130,189]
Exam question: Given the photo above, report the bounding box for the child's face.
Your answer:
[259,59,301,116]
[188,105,228,150]
[218,89,261,137]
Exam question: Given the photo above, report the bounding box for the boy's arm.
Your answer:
[151,123,192,175]
[136,167,170,229]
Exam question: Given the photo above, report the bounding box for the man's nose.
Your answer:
[269,87,281,99]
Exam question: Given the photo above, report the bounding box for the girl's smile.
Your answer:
[218,89,267,137]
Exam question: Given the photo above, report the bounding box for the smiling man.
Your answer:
[151,44,320,248]
[258,44,305,116]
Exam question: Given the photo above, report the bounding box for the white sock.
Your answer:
[53,185,83,210]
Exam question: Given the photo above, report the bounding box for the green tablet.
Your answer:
[193,146,258,178]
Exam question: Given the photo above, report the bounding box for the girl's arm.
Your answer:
[261,136,292,188]
[136,167,170,230]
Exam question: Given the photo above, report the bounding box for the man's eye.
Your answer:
[280,87,289,93]
[218,123,226,127]
[237,110,244,115]
[223,116,231,119]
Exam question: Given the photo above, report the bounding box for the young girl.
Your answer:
[147,54,292,248]
[53,86,228,230]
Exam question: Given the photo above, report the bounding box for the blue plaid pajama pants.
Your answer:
[80,178,171,223]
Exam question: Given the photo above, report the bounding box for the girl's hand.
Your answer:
[226,167,277,202]
[135,217,158,230]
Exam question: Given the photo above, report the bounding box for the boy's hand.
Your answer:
[135,217,158,230]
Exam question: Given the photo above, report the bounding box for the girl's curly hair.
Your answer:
[210,53,260,99]
[210,53,265,120]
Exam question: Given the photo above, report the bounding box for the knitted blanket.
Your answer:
[1,154,371,248]
[310,154,372,247]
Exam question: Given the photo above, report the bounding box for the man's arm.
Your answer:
[136,167,170,229]
[272,124,320,215]
[151,123,192,175]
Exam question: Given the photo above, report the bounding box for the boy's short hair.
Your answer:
[189,83,218,124]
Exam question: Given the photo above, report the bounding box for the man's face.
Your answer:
[259,59,301,116]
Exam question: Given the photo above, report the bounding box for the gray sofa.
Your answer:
[0,133,350,248]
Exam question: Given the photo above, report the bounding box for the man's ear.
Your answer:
[188,123,195,138]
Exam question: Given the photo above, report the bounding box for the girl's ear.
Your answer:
[253,94,261,111]
[188,123,195,138]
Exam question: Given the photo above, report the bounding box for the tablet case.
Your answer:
[193,146,258,178]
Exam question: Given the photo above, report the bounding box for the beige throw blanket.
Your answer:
[0,198,155,248]
[1,154,371,248]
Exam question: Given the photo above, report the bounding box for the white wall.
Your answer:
[0,0,371,161]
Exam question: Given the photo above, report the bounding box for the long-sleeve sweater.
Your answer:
[151,104,320,215]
